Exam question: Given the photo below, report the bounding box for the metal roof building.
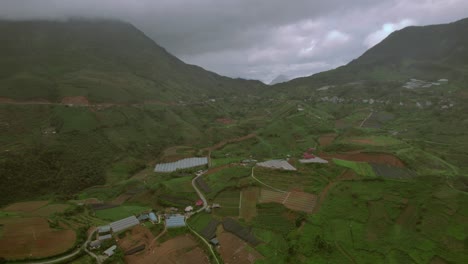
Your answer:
[165,215,186,228]
[154,157,208,172]
[257,159,297,171]
[110,216,140,233]
[103,245,117,257]
[149,212,158,222]
[98,234,112,241]
[98,225,111,233]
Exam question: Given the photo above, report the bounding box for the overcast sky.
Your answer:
[1,0,467,83]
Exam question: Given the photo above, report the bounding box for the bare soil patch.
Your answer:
[203,133,256,152]
[319,133,337,147]
[320,152,405,167]
[0,217,76,260]
[350,138,375,145]
[216,118,234,125]
[26,204,69,217]
[283,191,317,213]
[217,231,263,264]
[125,234,209,264]
[3,201,49,213]
[118,225,154,252]
[60,96,89,105]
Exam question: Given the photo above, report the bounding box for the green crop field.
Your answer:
[187,213,213,233]
[204,166,251,199]
[94,205,149,221]
[333,159,376,177]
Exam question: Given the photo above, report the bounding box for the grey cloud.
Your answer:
[0,0,467,83]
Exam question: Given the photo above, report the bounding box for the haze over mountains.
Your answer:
[0,14,467,264]
[0,19,263,103]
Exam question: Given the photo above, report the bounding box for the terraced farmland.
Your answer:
[259,189,317,213]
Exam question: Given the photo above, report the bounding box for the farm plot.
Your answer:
[204,166,251,199]
[361,111,395,129]
[0,217,76,260]
[321,152,405,167]
[284,191,317,213]
[240,187,259,221]
[222,218,260,246]
[319,133,337,147]
[371,164,414,179]
[213,190,240,217]
[259,189,287,204]
[200,219,219,240]
[94,205,149,221]
[217,231,263,264]
[124,234,209,264]
[259,189,316,213]
[195,177,211,193]
[3,201,49,212]
[253,204,297,236]
[253,167,324,192]
[333,159,376,177]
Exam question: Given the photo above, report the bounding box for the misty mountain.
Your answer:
[269,74,289,85]
[277,17,468,89]
[0,19,264,103]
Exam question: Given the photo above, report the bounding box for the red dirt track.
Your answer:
[320,152,405,167]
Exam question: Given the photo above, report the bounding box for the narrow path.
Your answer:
[359,111,373,128]
[189,171,221,264]
[250,167,288,193]
[335,241,357,264]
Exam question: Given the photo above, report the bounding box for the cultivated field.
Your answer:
[319,133,337,146]
[0,217,76,260]
[240,187,259,221]
[321,152,406,167]
[124,234,209,264]
[259,189,317,213]
[217,231,263,264]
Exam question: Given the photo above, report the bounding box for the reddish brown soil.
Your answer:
[117,225,154,252]
[217,231,263,264]
[216,118,234,125]
[240,188,258,221]
[125,234,209,264]
[259,189,317,213]
[350,138,375,145]
[203,133,256,152]
[319,133,337,146]
[283,191,317,213]
[60,96,89,105]
[0,217,76,260]
[25,204,69,217]
[3,201,49,212]
[112,194,132,205]
[205,163,235,175]
[320,152,405,167]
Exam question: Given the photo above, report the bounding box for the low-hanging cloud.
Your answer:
[0,0,467,83]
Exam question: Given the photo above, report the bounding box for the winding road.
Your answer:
[189,171,221,264]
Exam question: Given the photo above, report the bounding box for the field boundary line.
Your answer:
[239,191,242,209]
[335,241,357,264]
[359,111,373,128]
[251,167,288,193]
[282,192,291,204]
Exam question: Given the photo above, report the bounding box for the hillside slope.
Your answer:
[0,19,264,103]
[276,17,468,90]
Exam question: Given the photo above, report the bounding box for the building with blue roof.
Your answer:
[165,214,185,228]
[149,212,158,222]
